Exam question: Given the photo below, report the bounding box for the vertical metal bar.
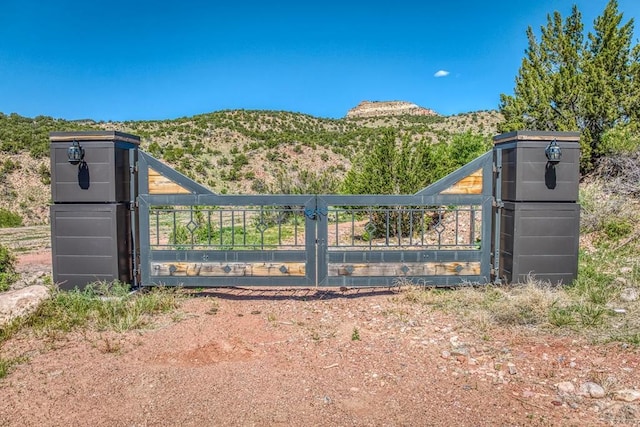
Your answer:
[368,210,373,251]
[421,209,425,246]
[218,210,223,246]
[409,208,414,246]
[351,210,355,247]
[278,208,282,245]
[385,209,390,246]
[242,210,247,246]
[231,210,236,247]
[470,206,476,247]
[335,209,339,247]
[437,209,443,248]
[189,209,195,246]
[154,210,160,246]
[294,208,298,246]
[455,209,460,246]
[207,209,212,245]
[397,208,401,246]
[172,210,177,245]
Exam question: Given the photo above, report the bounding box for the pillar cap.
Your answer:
[493,130,580,145]
[49,131,140,145]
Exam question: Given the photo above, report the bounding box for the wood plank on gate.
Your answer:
[148,167,191,194]
[151,262,306,277]
[328,262,481,277]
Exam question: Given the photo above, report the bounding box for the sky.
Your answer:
[1,0,640,121]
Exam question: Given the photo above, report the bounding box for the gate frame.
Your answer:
[136,150,495,288]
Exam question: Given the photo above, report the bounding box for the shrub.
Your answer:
[38,163,50,185]
[0,209,22,228]
[0,244,17,292]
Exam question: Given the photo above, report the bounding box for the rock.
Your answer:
[614,277,629,286]
[0,285,50,325]
[346,101,438,119]
[451,347,469,357]
[578,382,606,399]
[613,389,640,402]
[620,288,639,302]
[556,381,576,395]
[620,267,633,274]
[12,270,50,290]
[507,363,517,375]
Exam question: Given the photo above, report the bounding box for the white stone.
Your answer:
[556,381,576,395]
[578,382,606,399]
[613,389,640,402]
[620,288,639,302]
[0,285,50,325]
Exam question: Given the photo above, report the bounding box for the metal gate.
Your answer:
[137,150,494,288]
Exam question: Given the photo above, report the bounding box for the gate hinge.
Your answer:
[130,161,138,174]
[493,164,502,174]
[492,199,504,208]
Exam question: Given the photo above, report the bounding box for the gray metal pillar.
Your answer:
[50,131,140,290]
[492,131,581,285]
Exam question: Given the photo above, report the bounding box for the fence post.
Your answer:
[492,131,581,285]
[49,131,140,290]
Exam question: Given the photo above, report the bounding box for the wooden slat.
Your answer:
[151,262,306,277]
[328,262,481,277]
[440,169,483,195]
[148,167,191,194]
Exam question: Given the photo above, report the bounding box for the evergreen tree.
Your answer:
[499,0,638,172]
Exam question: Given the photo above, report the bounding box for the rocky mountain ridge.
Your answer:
[346,100,438,118]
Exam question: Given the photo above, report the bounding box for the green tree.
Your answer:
[342,128,431,195]
[582,0,636,164]
[342,129,490,237]
[499,0,638,172]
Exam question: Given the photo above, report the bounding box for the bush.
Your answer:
[0,209,22,228]
[0,244,17,292]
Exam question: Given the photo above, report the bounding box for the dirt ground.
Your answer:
[1,252,639,426]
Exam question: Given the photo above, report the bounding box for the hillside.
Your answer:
[0,109,502,225]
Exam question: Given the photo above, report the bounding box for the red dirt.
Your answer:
[1,255,639,426]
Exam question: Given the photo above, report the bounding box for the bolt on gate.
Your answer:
[50,131,581,290]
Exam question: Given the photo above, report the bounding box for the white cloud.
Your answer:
[434,70,450,78]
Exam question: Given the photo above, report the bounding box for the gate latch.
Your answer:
[304,208,316,220]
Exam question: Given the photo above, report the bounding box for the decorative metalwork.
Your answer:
[186,220,198,233]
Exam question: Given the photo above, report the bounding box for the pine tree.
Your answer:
[582,0,635,166]
[499,0,638,172]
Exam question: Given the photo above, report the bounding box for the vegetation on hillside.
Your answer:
[0,107,502,225]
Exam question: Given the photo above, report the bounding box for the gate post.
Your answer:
[492,131,580,285]
[49,131,140,290]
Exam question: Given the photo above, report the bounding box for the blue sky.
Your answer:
[1,1,639,121]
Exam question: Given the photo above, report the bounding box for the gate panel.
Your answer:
[139,197,318,287]
[315,195,490,287]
